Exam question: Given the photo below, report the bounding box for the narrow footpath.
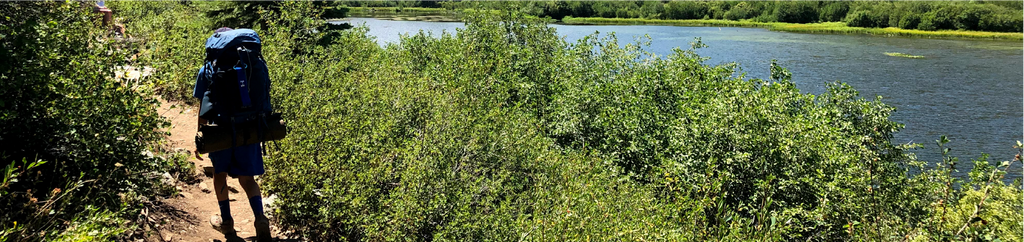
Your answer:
[150,99,299,242]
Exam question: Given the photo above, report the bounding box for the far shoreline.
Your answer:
[343,7,1024,41]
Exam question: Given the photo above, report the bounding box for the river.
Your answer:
[336,17,1024,180]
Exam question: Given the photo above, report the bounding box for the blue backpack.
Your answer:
[198,29,272,122]
[195,29,285,154]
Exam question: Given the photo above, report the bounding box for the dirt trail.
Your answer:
[150,99,297,242]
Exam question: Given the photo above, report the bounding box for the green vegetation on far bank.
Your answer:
[344,7,461,22]
[346,6,451,14]
[343,4,1023,40]
[563,17,1024,40]
[442,1,1023,33]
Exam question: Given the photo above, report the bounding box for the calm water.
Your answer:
[338,17,1024,180]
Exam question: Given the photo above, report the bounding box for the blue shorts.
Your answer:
[209,143,265,177]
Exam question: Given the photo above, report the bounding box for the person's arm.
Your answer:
[195,116,205,160]
[194,63,210,160]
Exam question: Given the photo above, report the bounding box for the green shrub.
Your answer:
[772,1,818,23]
[1,2,171,240]
[638,1,664,19]
[979,12,1023,32]
[955,5,984,30]
[118,2,1023,241]
[842,7,892,28]
[990,1,1024,11]
[253,5,973,240]
[724,2,756,21]
[845,10,874,27]
[665,1,708,20]
[899,14,922,30]
[257,5,689,240]
[923,6,958,30]
[819,2,849,22]
[108,1,210,103]
[908,144,1024,242]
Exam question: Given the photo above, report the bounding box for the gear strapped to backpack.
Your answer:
[195,29,287,154]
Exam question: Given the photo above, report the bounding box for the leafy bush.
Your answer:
[922,6,958,31]
[108,1,209,103]
[979,12,1023,32]
[249,4,1023,241]
[819,2,849,22]
[256,4,690,240]
[118,1,1023,241]
[1,2,172,240]
[723,2,757,21]
[665,1,708,20]
[990,1,1024,11]
[772,1,818,24]
[955,5,984,30]
[845,10,875,28]
[638,1,665,19]
[899,14,922,30]
[907,141,1024,242]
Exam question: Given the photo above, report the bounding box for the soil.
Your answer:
[143,99,301,242]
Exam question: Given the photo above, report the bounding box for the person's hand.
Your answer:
[194,149,204,161]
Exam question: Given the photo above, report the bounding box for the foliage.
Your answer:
[205,0,333,27]
[665,1,710,20]
[771,1,818,24]
[906,139,1024,242]
[51,207,128,242]
[112,1,1024,241]
[846,10,877,28]
[0,2,176,241]
[899,14,922,30]
[249,4,1024,241]
[724,2,759,21]
[108,1,209,103]
[819,2,849,23]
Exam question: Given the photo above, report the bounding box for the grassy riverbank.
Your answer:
[563,17,1024,40]
[343,7,1023,40]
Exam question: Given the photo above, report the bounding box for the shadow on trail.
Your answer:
[214,235,303,242]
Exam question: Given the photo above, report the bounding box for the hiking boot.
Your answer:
[210,215,235,235]
[254,215,272,242]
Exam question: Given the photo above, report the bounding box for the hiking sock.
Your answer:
[248,196,265,217]
[218,200,233,221]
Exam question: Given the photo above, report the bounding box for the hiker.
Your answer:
[193,27,273,242]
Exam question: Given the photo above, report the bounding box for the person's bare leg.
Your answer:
[237,176,262,198]
[238,176,271,241]
[212,172,234,234]
[214,172,230,201]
